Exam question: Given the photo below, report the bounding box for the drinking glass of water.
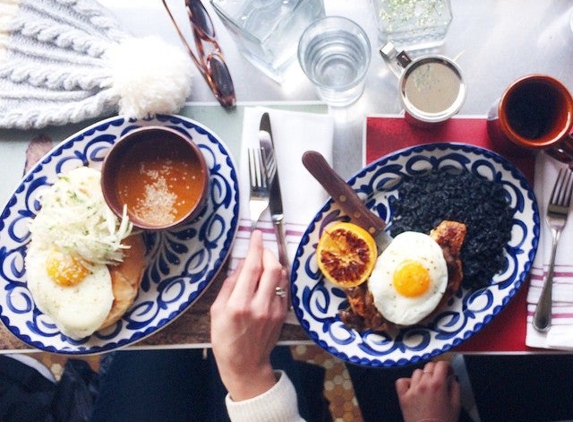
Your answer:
[298,16,371,107]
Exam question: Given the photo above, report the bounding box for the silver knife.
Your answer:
[259,112,290,272]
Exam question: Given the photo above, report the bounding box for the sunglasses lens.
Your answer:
[210,55,235,104]
[187,0,215,39]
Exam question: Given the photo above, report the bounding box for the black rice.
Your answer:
[388,168,513,289]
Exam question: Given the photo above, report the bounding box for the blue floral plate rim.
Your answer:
[291,142,540,367]
[0,114,239,355]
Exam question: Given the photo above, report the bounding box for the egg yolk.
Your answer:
[392,260,431,297]
[45,250,90,287]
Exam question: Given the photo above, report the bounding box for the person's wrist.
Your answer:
[224,363,277,401]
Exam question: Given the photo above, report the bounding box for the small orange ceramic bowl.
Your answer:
[101,126,209,230]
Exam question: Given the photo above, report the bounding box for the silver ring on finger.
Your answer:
[275,286,287,298]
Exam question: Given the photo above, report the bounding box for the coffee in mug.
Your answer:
[487,74,573,162]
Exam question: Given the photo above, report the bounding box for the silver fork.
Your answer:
[247,147,270,231]
[533,168,573,332]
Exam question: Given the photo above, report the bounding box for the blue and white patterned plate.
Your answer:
[292,143,540,367]
[0,114,239,355]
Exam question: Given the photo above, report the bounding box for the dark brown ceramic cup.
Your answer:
[487,74,573,162]
[101,126,209,231]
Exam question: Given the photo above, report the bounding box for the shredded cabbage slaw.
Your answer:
[29,167,134,265]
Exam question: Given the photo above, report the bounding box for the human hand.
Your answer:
[210,230,288,401]
[395,360,461,422]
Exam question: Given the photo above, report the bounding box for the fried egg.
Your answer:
[368,231,448,326]
[26,246,114,339]
[25,167,133,339]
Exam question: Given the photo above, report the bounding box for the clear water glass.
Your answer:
[373,0,453,52]
[210,0,324,83]
[298,16,371,107]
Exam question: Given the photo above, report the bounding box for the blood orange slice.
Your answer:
[316,222,378,288]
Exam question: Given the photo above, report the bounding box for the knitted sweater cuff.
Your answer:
[225,370,305,422]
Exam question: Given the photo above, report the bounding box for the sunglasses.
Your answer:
[162,0,236,108]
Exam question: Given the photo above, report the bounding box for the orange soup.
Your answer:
[115,137,207,227]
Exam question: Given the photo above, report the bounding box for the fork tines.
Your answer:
[248,147,267,189]
[550,168,573,208]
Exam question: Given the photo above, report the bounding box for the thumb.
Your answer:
[395,377,411,398]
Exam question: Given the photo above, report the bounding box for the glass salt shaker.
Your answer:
[372,0,453,52]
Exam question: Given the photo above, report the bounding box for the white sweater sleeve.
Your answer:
[225,370,306,422]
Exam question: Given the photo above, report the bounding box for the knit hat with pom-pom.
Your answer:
[0,0,194,129]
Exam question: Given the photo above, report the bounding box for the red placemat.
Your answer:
[365,115,535,353]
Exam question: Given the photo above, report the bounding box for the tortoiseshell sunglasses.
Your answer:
[162,0,236,108]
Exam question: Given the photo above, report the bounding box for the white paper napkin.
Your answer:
[228,106,334,275]
[526,152,573,349]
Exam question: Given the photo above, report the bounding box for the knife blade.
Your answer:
[301,150,393,255]
[259,112,290,272]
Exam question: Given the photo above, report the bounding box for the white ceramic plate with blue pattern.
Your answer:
[0,114,239,355]
[292,143,540,367]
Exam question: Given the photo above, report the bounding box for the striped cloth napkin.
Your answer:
[227,106,334,274]
[526,152,573,349]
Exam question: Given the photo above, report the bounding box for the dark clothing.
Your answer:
[464,354,573,422]
[0,356,98,422]
[90,347,332,422]
[0,347,329,422]
[348,354,573,422]
[5,349,573,422]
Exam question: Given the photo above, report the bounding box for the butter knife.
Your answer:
[302,150,393,255]
[259,113,290,272]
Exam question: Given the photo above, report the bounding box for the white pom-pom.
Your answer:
[107,36,193,118]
